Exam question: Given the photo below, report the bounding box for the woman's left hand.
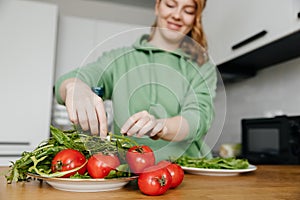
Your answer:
[120,110,166,138]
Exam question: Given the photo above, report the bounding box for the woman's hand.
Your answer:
[120,110,167,138]
[60,78,107,137]
[121,111,190,142]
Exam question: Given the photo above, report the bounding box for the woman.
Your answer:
[55,0,217,161]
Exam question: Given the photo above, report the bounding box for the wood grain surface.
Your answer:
[1,165,299,200]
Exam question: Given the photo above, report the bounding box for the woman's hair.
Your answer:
[151,0,208,66]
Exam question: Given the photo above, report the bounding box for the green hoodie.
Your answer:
[55,35,217,161]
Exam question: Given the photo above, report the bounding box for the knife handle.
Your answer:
[92,86,104,97]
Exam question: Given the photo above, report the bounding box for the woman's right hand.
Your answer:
[60,78,107,137]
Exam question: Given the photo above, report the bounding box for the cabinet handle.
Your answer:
[231,30,268,50]
[0,142,30,145]
[298,12,300,19]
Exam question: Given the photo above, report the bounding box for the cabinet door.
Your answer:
[91,20,148,62]
[0,0,58,165]
[203,0,294,65]
[292,0,300,30]
[55,16,96,79]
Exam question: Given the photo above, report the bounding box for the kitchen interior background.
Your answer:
[1,0,299,165]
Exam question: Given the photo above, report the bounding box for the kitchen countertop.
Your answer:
[0,165,300,200]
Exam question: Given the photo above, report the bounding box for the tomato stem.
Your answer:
[154,175,167,186]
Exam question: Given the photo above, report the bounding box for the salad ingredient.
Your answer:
[51,149,87,178]
[175,156,249,169]
[104,164,131,179]
[5,125,137,183]
[126,145,155,174]
[138,164,172,196]
[157,160,184,189]
[87,153,120,178]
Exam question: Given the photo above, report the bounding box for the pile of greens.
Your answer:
[175,156,249,169]
[5,125,136,183]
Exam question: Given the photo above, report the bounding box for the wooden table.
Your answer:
[1,165,300,200]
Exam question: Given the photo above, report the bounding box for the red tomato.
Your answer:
[51,149,87,178]
[138,164,172,196]
[157,160,184,189]
[125,145,155,174]
[87,153,120,178]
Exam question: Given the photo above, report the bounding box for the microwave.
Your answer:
[241,115,300,164]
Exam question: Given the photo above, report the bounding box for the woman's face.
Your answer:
[154,0,197,44]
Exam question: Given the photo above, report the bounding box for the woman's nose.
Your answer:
[171,8,181,20]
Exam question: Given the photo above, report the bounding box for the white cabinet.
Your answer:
[203,0,297,65]
[55,16,147,79]
[292,0,300,29]
[93,20,149,61]
[0,0,58,165]
[55,16,96,79]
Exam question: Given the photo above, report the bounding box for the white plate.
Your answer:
[27,173,138,192]
[181,164,257,176]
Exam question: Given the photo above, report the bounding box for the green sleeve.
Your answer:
[181,60,217,142]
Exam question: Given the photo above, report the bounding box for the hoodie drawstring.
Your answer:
[149,50,157,104]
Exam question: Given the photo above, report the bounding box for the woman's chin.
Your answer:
[161,29,185,43]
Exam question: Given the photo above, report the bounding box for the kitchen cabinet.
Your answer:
[293,0,300,29]
[55,16,147,79]
[203,0,300,79]
[203,0,294,64]
[94,21,149,59]
[0,0,58,165]
[55,16,96,79]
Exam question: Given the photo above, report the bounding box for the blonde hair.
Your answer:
[151,0,208,65]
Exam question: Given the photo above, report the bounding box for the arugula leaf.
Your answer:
[105,164,131,179]
[175,156,249,169]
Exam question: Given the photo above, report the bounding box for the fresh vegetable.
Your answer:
[104,164,132,179]
[69,172,91,179]
[87,153,120,178]
[51,149,87,178]
[5,125,137,183]
[157,160,184,189]
[138,164,172,196]
[126,145,155,174]
[175,156,249,169]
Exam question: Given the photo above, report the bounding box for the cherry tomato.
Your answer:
[125,145,155,174]
[87,153,120,178]
[138,164,172,196]
[157,160,184,189]
[51,149,87,178]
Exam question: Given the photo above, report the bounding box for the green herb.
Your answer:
[105,164,131,179]
[175,156,249,169]
[70,172,91,179]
